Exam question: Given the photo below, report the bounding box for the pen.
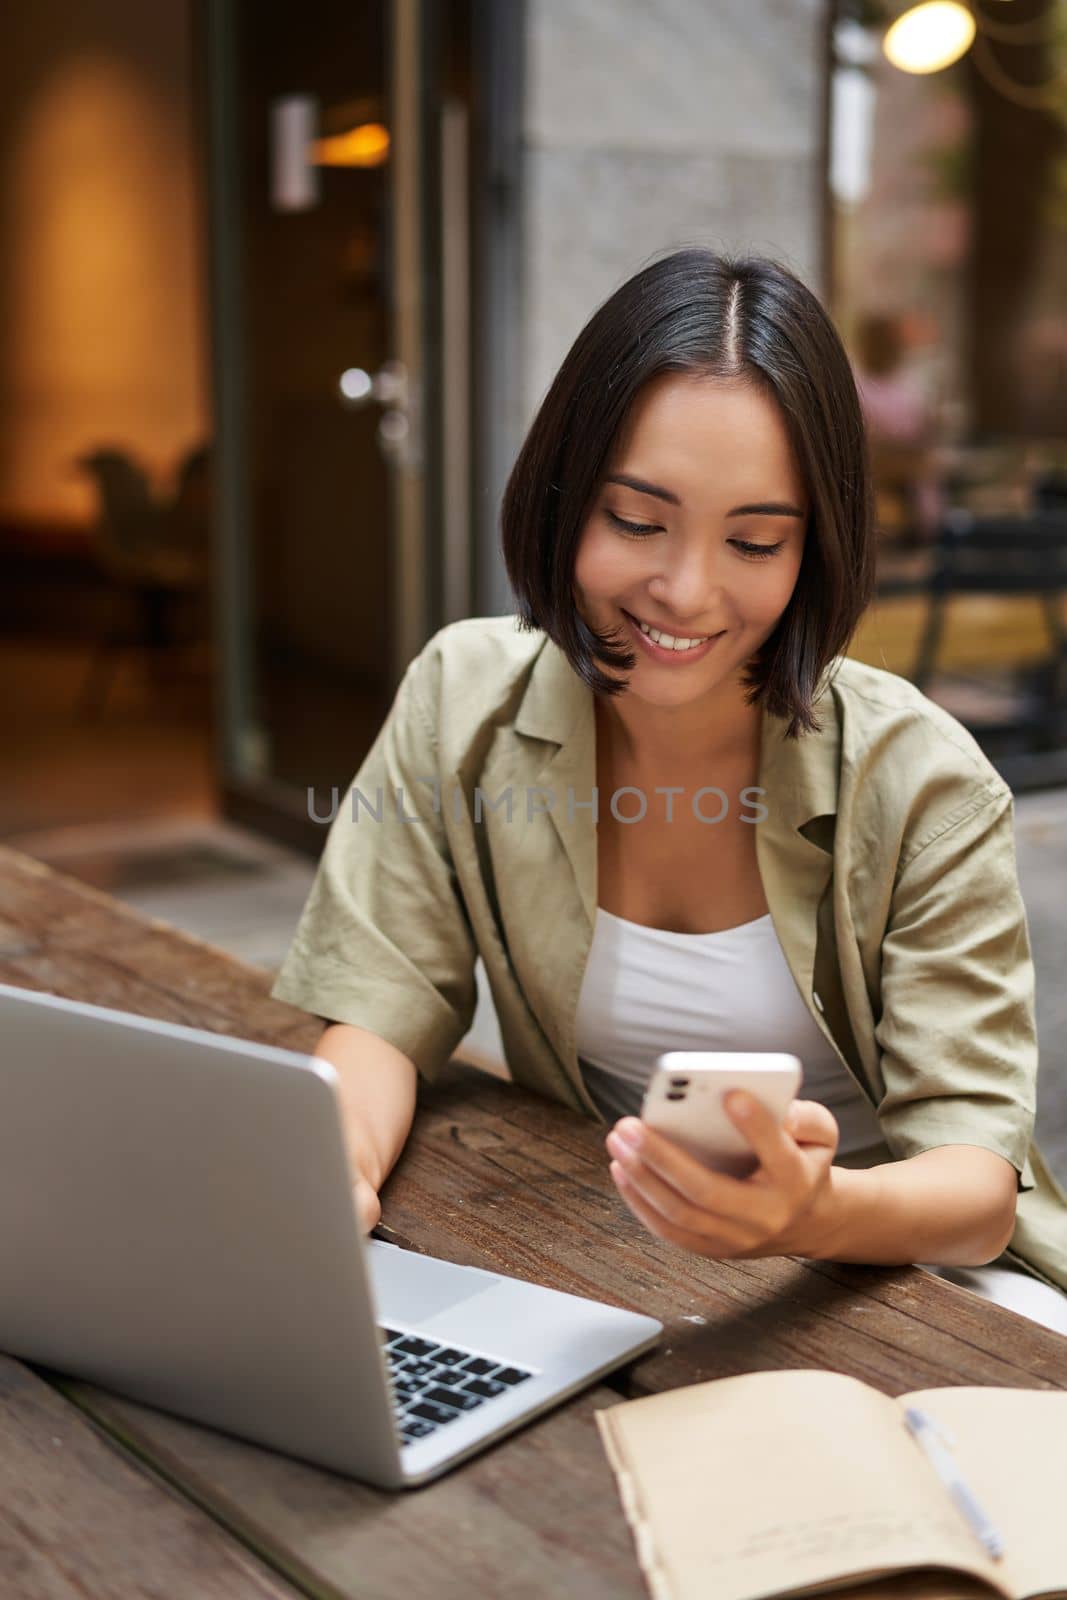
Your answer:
[903,1406,1005,1563]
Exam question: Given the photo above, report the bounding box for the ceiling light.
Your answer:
[883,1,976,75]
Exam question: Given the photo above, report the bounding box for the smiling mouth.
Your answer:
[621,609,725,647]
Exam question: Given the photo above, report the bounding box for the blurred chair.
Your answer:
[869,438,940,549]
[77,446,212,713]
[1033,470,1067,515]
[912,509,1067,746]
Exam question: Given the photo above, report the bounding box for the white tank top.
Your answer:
[575,907,889,1159]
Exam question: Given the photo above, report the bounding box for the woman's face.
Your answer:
[573,372,809,716]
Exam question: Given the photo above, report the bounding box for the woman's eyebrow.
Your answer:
[604,472,804,519]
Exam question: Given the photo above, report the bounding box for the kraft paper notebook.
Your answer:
[596,1369,1067,1600]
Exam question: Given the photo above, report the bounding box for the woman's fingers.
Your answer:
[607,1111,787,1236]
[610,1091,815,1214]
[610,1160,750,1254]
[354,1175,382,1233]
[784,1098,840,1153]
[608,1121,753,1213]
[605,1094,842,1258]
[609,1151,758,1250]
[718,1092,811,1193]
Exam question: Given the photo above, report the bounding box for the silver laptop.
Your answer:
[0,981,661,1487]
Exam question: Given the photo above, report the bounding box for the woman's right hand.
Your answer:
[311,1023,417,1237]
[354,1174,382,1233]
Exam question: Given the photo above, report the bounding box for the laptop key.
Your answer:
[409,1400,461,1426]
[425,1386,484,1412]
[396,1357,436,1378]
[402,1419,435,1441]
[395,1377,421,1397]
[433,1348,465,1366]
[462,1376,508,1399]
[429,1366,465,1387]
[393,1336,438,1358]
[493,1367,531,1386]
[380,1328,403,1344]
[457,1356,498,1377]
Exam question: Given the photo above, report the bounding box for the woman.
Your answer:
[850,310,943,545]
[271,249,1067,1335]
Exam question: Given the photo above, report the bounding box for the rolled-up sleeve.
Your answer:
[269,651,478,1082]
[873,787,1038,1192]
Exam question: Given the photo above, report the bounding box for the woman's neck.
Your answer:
[595,682,763,778]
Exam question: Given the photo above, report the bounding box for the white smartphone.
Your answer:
[640,1051,804,1179]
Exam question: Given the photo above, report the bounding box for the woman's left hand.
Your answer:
[605,1093,842,1261]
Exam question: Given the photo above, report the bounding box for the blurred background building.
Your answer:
[3,0,1067,1165]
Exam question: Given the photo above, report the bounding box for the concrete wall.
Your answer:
[521,0,826,424]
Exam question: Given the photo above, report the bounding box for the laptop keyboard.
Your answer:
[380,1328,533,1447]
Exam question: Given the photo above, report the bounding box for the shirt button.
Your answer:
[812,990,825,1012]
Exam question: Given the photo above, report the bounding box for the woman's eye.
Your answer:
[606,511,785,558]
[732,540,785,560]
[607,511,659,537]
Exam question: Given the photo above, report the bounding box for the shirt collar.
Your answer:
[514,630,842,845]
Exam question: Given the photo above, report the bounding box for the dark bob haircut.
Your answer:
[500,247,876,739]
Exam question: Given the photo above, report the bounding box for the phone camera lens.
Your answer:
[666,1090,686,1101]
[670,1078,690,1088]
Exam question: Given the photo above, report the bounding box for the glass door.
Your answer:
[203,0,459,847]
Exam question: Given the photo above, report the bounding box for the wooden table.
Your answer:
[2,843,1066,1600]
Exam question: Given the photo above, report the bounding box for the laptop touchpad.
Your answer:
[367,1239,501,1324]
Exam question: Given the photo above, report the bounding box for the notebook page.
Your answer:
[811,1577,1002,1600]
[903,1388,1067,1600]
[596,1370,1008,1600]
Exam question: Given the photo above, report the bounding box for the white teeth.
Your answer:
[636,618,712,650]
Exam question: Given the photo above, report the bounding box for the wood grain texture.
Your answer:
[55,1382,645,1600]
[378,1069,1067,1395]
[3,837,1065,1402]
[0,846,298,1049]
[3,842,1066,1600]
[0,1356,297,1600]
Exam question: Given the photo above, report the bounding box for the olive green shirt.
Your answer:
[270,615,1067,1295]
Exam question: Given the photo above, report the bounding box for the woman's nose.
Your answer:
[650,539,725,621]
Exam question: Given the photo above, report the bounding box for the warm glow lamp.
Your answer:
[883,1,977,74]
[313,122,390,168]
